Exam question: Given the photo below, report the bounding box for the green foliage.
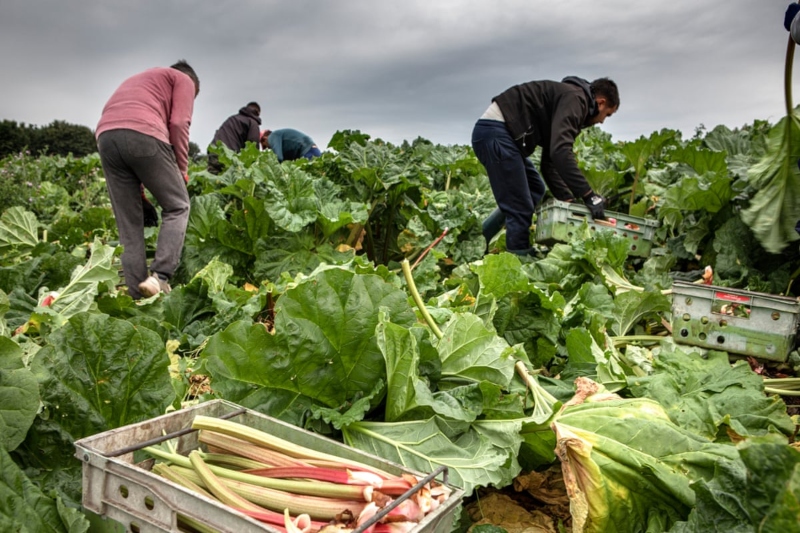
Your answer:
[0,122,799,531]
[668,442,800,532]
[0,151,105,218]
[0,447,89,532]
[554,388,743,533]
[200,268,418,423]
[0,337,38,451]
[0,119,96,159]
[741,111,800,253]
[628,348,795,440]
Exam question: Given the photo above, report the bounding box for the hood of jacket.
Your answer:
[561,76,597,122]
[238,106,262,125]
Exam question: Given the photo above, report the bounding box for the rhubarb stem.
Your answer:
[242,466,383,487]
[199,451,271,471]
[400,259,443,339]
[153,463,215,500]
[192,418,392,478]
[145,446,370,501]
[188,450,264,513]
[411,227,449,270]
[201,431,311,468]
[169,465,366,521]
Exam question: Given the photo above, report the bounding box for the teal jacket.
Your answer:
[268,129,315,162]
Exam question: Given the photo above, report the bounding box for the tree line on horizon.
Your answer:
[0,119,201,160]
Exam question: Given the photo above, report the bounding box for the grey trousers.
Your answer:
[97,129,190,299]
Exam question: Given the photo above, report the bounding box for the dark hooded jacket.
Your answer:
[209,106,262,153]
[492,77,597,200]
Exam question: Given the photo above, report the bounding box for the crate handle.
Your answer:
[352,465,449,533]
[102,408,248,458]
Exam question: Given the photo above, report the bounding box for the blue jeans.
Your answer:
[472,119,546,251]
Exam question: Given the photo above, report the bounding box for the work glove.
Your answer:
[583,191,606,220]
[786,3,800,31]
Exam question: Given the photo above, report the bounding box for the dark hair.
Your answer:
[170,59,200,95]
[246,102,261,115]
[590,78,619,108]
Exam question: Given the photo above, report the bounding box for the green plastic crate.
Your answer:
[534,199,660,257]
[671,280,800,362]
[75,400,463,533]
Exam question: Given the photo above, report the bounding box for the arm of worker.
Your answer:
[539,156,575,201]
[269,132,285,162]
[168,72,196,175]
[247,122,261,147]
[547,98,605,219]
[546,99,593,198]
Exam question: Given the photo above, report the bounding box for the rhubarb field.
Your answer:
[0,121,799,532]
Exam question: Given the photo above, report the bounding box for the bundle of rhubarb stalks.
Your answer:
[144,416,453,533]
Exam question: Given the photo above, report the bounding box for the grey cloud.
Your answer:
[0,0,795,150]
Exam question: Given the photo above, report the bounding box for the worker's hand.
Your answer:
[583,191,606,220]
[786,3,800,31]
[183,173,189,184]
[142,197,159,227]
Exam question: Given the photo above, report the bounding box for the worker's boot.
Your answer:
[482,208,505,251]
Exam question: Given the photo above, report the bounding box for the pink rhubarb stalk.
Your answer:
[200,430,311,468]
[243,466,384,487]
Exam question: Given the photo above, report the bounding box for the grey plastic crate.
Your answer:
[534,199,660,257]
[74,400,463,533]
[671,281,800,362]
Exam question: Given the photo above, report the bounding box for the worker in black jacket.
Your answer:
[473,77,619,255]
[207,102,262,174]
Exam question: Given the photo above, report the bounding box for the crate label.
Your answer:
[711,292,752,319]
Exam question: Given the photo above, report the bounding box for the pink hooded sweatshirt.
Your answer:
[96,67,195,174]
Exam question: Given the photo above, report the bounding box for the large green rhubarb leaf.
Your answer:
[436,312,519,387]
[42,238,118,324]
[609,289,671,336]
[31,312,173,434]
[741,111,800,253]
[341,416,519,495]
[263,165,318,232]
[0,447,89,533]
[553,378,741,533]
[628,348,794,440]
[668,442,800,533]
[16,312,173,504]
[0,207,39,260]
[201,268,417,422]
[472,253,531,300]
[378,312,483,423]
[0,336,38,451]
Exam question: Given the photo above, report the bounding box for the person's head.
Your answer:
[246,102,261,117]
[260,129,272,149]
[589,77,618,125]
[170,60,200,97]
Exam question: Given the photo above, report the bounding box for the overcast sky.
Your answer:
[0,0,796,150]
